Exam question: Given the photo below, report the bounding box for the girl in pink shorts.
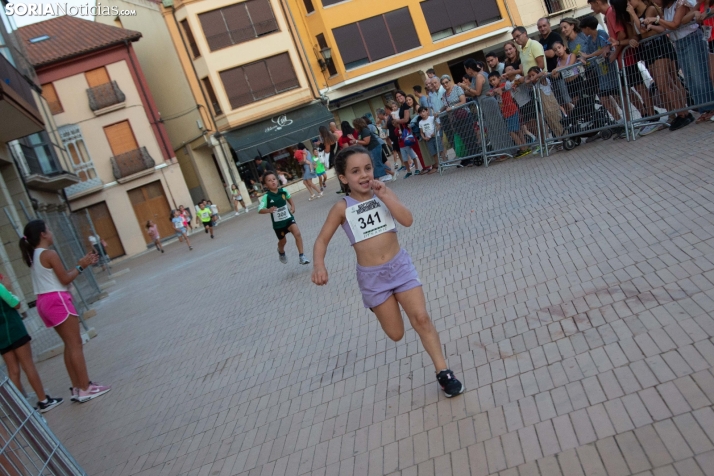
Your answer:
[311,146,465,398]
[20,220,111,403]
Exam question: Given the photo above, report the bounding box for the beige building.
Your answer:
[161,0,332,186]
[94,0,243,211]
[18,16,193,259]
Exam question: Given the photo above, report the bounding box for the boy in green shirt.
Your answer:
[313,151,327,191]
[196,201,214,238]
[258,172,310,265]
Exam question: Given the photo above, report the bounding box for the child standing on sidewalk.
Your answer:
[311,146,465,398]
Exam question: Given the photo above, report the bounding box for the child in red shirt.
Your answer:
[488,71,529,158]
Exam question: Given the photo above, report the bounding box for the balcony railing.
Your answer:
[21,142,60,176]
[110,147,155,180]
[87,81,125,111]
[0,52,38,108]
[12,138,80,191]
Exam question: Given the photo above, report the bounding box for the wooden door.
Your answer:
[128,181,174,244]
[76,202,125,259]
[85,66,110,87]
[104,120,138,156]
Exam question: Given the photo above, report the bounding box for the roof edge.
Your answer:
[30,33,142,68]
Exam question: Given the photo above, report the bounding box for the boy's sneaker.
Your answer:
[299,255,310,265]
[404,172,413,179]
[37,395,64,413]
[77,383,111,403]
[69,387,78,402]
[279,251,287,264]
[437,370,465,398]
[398,166,406,172]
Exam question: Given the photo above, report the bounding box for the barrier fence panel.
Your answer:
[534,59,628,157]
[0,373,86,475]
[621,20,714,139]
[477,89,522,163]
[435,102,486,173]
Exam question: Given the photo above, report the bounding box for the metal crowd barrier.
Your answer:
[434,101,484,173]
[0,373,86,475]
[620,21,714,139]
[535,59,628,156]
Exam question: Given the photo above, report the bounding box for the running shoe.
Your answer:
[585,132,602,143]
[436,370,465,398]
[211,235,214,239]
[318,192,323,198]
[414,170,421,175]
[531,145,541,155]
[205,228,208,234]
[37,396,63,413]
[279,251,287,264]
[77,383,111,403]
[69,387,78,402]
[404,172,412,179]
[670,114,693,131]
[398,166,406,172]
[638,124,662,136]
[189,246,193,250]
[299,255,310,265]
[514,149,530,159]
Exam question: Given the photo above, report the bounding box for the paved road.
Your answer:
[38,125,714,476]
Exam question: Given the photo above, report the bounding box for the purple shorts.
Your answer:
[356,249,422,309]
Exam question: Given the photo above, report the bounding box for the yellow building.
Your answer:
[283,0,593,122]
[161,0,333,185]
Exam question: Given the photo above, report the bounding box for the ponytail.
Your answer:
[19,219,46,267]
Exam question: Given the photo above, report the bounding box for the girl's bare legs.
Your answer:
[651,59,687,119]
[14,343,48,400]
[233,200,240,213]
[183,232,192,249]
[372,288,447,371]
[2,350,25,395]
[54,316,89,390]
[154,239,164,252]
[601,95,622,122]
[287,224,304,254]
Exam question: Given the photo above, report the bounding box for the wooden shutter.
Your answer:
[332,23,368,66]
[445,0,476,29]
[246,0,278,36]
[244,60,273,99]
[384,8,421,53]
[222,3,253,44]
[219,67,252,109]
[199,9,232,51]
[420,0,451,34]
[202,77,222,115]
[41,83,63,114]
[472,0,501,25]
[85,67,110,87]
[180,20,201,58]
[359,16,393,62]
[104,121,138,156]
[265,53,299,92]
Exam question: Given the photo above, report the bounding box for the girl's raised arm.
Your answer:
[42,249,97,286]
[372,181,413,227]
[312,200,347,286]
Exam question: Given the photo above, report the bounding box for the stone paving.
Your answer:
[36,124,714,476]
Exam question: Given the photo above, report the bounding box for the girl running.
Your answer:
[231,184,247,213]
[19,220,111,403]
[0,274,63,412]
[171,210,192,250]
[295,143,322,200]
[258,171,311,265]
[146,220,164,253]
[311,146,465,398]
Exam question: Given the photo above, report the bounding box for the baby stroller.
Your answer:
[559,64,620,149]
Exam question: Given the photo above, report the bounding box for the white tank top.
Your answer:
[31,248,70,294]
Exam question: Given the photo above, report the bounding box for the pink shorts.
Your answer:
[36,291,77,328]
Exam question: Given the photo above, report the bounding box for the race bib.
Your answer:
[704,25,713,41]
[272,205,291,222]
[346,197,396,243]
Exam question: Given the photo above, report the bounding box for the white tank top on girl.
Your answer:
[31,248,70,294]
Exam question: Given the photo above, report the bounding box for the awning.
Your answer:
[224,102,334,163]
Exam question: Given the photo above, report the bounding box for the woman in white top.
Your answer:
[20,220,111,403]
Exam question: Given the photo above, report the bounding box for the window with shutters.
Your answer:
[332,8,420,71]
[41,83,63,114]
[104,120,139,156]
[321,0,345,6]
[219,52,300,110]
[198,0,279,52]
[202,78,222,115]
[420,0,502,42]
[181,20,201,58]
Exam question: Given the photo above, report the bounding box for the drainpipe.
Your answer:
[124,40,173,164]
[279,0,329,104]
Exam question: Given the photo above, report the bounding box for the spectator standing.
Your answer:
[352,117,391,182]
[512,26,546,73]
[559,18,590,56]
[486,51,505,74]
[254,156,275,179]
[406,94,429,172]
[394,92,419,177]
[626,0,692,130]
[319,125,338,169]
[440,74,478,165]
[538,17,573,110]
[294,143,322,200]
[417,106,440,173]
[644,0,714,122]
[461,59,514,159]
[489,71,530,158]
[426,68,446,97]
[503,41,523,80]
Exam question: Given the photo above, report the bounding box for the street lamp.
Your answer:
[318,46,333,72]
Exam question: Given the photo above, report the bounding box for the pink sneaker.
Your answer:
[77,383,111,403]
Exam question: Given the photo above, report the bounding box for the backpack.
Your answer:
[401,128,417,147]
